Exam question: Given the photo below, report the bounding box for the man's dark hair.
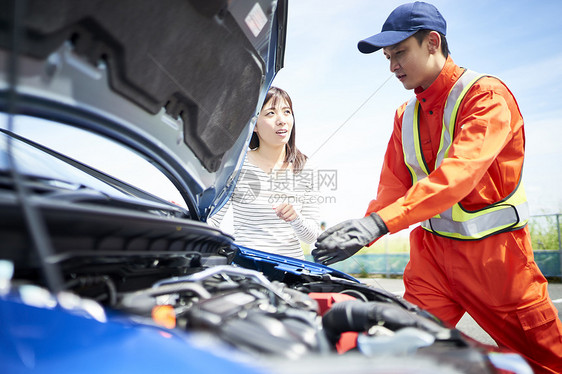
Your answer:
[414,30,450,58]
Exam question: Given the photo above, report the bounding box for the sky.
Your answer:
[270,0,562,229]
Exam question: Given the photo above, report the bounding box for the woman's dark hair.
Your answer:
[249,86,308,173]
[414,29,450,58]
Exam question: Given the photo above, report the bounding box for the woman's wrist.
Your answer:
[289,213,302,225]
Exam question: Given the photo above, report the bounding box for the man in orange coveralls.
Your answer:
[312,2,562,373]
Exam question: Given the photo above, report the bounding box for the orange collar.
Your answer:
[414,57,464,108]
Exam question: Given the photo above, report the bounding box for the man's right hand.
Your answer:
[312,213,388,265]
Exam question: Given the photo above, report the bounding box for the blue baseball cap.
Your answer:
[358,2,446,54]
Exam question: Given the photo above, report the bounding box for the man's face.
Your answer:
[383,35,433,90]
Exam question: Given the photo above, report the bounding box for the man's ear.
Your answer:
[427,31,441,54]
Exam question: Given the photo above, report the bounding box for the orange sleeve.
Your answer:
[374,78,524,234]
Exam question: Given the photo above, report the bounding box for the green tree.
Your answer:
[529,214,561,251]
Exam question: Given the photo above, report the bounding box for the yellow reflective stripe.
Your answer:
[450,201,508,220]
[403,69,529,240]
[507,183,528,205]
[431,220,528,240]
[412,101,429,175]
[430,217,529,240]
[424,191,530,239]
[402,99,421,184]
[404,157,418,184]
[417,69,530,240]
[444,73,484,158]
[435,122,448,166]
[450,181,527,221]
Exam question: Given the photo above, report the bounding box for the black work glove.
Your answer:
[312,213,388,265]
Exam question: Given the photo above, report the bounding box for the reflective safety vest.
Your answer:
[401,69,529,240]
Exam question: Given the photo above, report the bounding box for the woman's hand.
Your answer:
[274,203,298,222]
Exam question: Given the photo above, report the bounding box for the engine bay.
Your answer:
[7,245,496,373]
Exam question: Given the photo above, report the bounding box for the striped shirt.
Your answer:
[208,156,321,259]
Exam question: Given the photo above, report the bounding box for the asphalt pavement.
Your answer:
[358,277,562,346]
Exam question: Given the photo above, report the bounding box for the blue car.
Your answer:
[0,1,532,373]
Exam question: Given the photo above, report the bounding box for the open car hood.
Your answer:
[0,0,287,220]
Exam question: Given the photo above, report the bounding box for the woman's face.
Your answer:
[254,96,294,148]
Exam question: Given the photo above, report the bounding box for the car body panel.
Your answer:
[234,245,359,283]
[0,291,266,374]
